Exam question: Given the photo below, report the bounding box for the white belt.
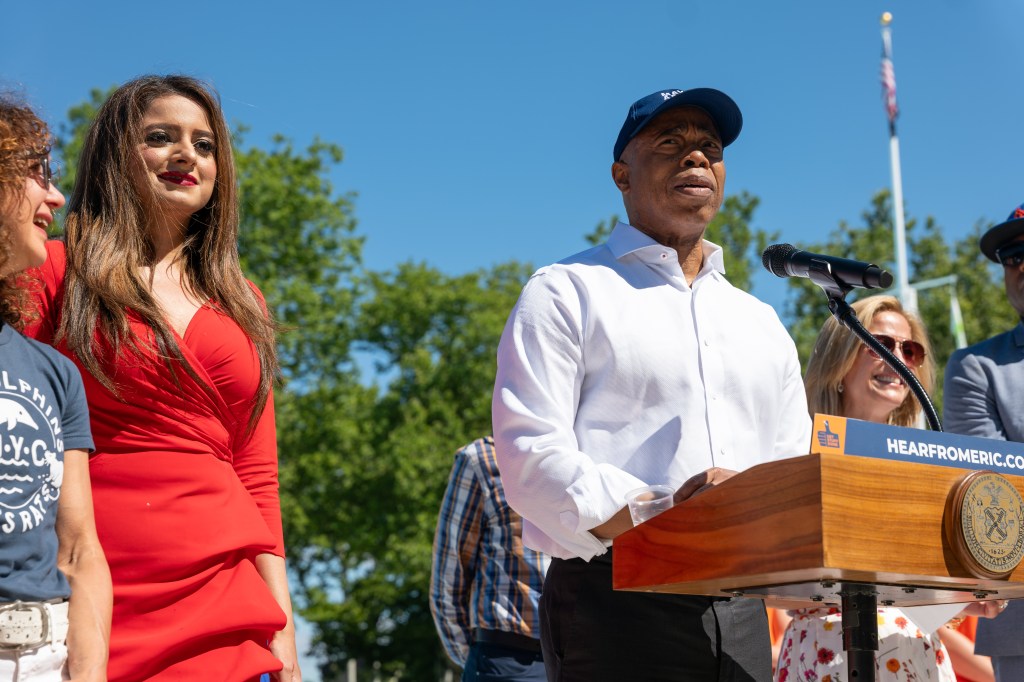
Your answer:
[0,600,70,651]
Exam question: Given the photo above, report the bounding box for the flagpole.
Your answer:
[881,12,916,312]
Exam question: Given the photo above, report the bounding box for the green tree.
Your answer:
[777,190,1016,410]
[584,213,619,245]
[234,130,364,384]
[53,86,116,198]
[704,192,776,293]
[288,261,532,680]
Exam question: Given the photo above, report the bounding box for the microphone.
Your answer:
[761,243,894,290]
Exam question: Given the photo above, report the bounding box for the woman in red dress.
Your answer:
[26,75,300,682]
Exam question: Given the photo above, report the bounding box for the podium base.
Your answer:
[841,583,879,682]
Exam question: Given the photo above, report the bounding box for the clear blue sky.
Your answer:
[4,0,1022,675]
[4,1,1023,317]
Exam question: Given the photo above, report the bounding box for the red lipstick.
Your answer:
[158,171,198,186]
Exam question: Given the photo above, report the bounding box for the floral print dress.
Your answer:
[775,606,955,682]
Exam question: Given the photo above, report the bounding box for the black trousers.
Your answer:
[540,552,771,682]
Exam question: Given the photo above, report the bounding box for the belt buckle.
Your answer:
[0,601,50,652]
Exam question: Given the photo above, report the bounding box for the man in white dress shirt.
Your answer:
[492,88,811,681]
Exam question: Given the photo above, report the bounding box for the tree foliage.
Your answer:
[287,261,532,680]
[233,130,363,385]
[53,86,116,198]
[777,190,1016,409]
[704,191,776,293]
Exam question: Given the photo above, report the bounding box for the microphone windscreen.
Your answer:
[761,243,797,278]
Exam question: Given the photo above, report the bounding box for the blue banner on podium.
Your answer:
[811,414,1024,478]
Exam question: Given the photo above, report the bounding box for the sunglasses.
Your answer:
[866,334,926,368]
[27,155,58,190]
[996,241,1024,269]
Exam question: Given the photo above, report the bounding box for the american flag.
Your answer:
[881,31,898,133]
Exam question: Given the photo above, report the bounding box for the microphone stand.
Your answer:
[807,260,943,682]
[808,259,942,432]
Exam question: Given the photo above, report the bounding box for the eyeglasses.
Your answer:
[27,155,59,190]
[995,241,1024,269]
[866,334,926,368]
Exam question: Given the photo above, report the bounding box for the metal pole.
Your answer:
[881,13,916,314]
[910,274,957,291]
[889,134,913,311]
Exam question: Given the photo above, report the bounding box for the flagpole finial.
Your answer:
[881,11,893,26]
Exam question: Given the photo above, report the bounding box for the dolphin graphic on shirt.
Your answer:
[0,398,38,431]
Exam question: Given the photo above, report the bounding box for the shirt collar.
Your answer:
[607,221,726,277]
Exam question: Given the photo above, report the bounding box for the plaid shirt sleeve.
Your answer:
[429,442,485,667]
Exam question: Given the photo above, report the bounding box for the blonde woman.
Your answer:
[776,295,998,682]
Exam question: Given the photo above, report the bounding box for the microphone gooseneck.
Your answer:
[761,242,940,430]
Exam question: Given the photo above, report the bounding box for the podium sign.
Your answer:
[810,414,1024,479]
[612,421,1024,608]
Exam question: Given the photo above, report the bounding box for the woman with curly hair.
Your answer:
[0,96,111,681]
[25,76,299,682]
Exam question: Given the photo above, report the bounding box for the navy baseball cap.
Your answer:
[980,202,1024,262]
[613,88,743,162]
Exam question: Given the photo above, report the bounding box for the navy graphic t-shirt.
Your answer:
[0,322,93,601]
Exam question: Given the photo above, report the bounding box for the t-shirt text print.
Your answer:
[0,372,69,534]
[0,323,93,601]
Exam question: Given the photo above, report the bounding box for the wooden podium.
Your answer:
[614,451,1024,681]
[613,452,1024,607]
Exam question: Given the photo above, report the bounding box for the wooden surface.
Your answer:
[612,453,1024,607]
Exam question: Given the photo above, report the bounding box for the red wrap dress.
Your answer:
[27,241,286,681]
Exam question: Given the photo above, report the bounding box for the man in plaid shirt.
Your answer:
[430,437,550,681]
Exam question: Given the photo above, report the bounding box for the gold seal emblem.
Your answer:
[946,471,1024,579]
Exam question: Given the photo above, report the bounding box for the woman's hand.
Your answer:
[269,626,301,682]
[254,553,302,681]
[958,600,1009,619]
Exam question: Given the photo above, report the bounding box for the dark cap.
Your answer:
[980,202,1024,262]
[613,88,742,162]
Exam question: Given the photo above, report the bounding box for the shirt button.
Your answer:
[703,338,710,347]
[660,252,669,260]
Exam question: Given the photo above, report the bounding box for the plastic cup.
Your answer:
[626,485,675,525]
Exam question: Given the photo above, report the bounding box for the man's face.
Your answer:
[1000,235,1024,318]
[611,106,726,248]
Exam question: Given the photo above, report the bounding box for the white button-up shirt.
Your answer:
[493,222,811,560]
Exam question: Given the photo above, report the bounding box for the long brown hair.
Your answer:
[0,96,50,327]
[60,75,277,428]
[804,295,934,427]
